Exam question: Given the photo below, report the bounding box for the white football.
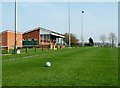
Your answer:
[46,62,51,67]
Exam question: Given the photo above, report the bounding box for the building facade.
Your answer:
[1,30,22,51]
[23,27,65,49]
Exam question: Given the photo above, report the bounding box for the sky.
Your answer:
[1,1,118,43]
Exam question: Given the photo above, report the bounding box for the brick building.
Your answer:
[23,27,65,49]
[1,30,22,51]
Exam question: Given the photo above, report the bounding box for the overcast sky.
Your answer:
[1,2,118,42]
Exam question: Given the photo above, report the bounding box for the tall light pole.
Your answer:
[14,0,17,54]
[68,1,71,48]
[81,10,84,47]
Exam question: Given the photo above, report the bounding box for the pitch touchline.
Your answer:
[3,55,39,62]
[3,49,73,62]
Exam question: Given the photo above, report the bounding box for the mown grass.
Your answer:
[2,47,118,86]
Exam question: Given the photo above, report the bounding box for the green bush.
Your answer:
[2,49,8,54]
[9,49,14,54]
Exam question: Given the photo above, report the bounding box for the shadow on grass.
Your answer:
[42,65,52,68]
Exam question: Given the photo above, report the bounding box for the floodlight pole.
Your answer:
[68,1,71,47]
[81,11,84,47]
[14,0,17,54]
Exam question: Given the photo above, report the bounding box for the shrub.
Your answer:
[2,49,8,54]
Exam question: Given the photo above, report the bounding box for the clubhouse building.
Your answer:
[1,27,65,52]
[23,27,65,49]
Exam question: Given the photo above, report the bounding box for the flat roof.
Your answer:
[1,30,22,34]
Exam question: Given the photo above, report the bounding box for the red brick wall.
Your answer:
[17,33,23,47]
[2,32,7,47]
[16,33,23,47]
[2,31,22,49]
[7,32,23,49]
[23,29,40,44]
[7,32,14,49]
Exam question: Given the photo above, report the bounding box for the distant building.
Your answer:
[23,27,65,49]
[94,42,111,47]
[94,42,101,47]
[0,30,22,51]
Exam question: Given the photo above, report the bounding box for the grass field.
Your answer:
[2,47,118,86]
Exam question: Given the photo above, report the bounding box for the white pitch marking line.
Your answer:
[35,55,38,56]
[3,55,40,62]
[4,60,8,62]
[22,57,28,58]
[9,59,12,61]
[28,56,33,58]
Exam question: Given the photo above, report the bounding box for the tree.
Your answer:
[88,37,94,46]
[118,43,120,46]
[64,33,79,46]
[100,34,106,47]
[108,32,117,47]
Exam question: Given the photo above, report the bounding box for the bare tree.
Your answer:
[64,33,79,46]
[108,32,117,47]
[100,34,106,47]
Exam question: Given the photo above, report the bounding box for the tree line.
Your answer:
[64,32,117,47]
[100,32,117,47]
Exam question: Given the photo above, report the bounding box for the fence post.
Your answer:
[25,46,27,53]
[35,46,36,52]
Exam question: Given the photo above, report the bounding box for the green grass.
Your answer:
[0,54,1,87]
[2,47,118,86]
